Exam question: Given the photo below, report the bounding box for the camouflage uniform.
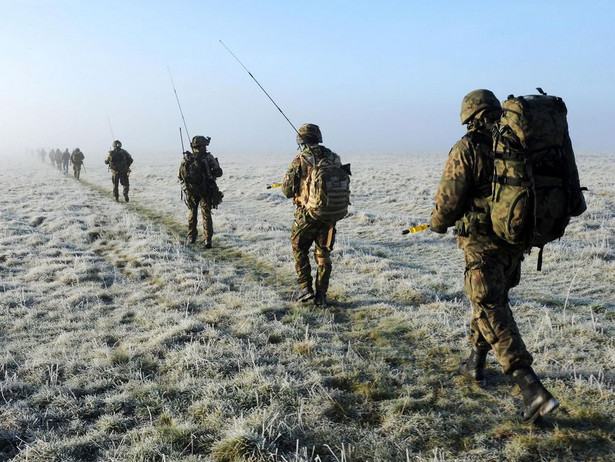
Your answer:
[104,144,133,202]
[178,147,222,245]
[62,149,70,173]
[282,145,340,301]
[54,149,63,169]
[70,149,85,179]
[430,119,533,375]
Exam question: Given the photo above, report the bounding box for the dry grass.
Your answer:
[0,153,613,461]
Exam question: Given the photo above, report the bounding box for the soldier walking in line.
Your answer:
[61,148,70,173]
[282,123,350,307]
[70,148,85,179]
[104,140,133,202]
[178,135,223,248]
[429,89,567,423]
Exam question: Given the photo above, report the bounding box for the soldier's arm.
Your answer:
[104,153,110,165]
[281,157,302,199]
[125,152,133,167]
[208,155,223,177]
[429,140,473,233]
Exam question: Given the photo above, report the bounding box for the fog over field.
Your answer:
[0,152,613,461]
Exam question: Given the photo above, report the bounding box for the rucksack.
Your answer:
[489,91,587,269]
[179,153,205,190]
[179,153,224,208]
[108,150,128,172]
[300,151,350,223]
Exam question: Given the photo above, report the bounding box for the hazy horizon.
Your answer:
[2,1,615,161]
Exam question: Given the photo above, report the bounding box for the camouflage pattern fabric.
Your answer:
[70,151,84,179]
[186,196,213,242]
[430,128,523,253]
[464,250,533,374]
[105,148,133,174]
[430,124,532,375]
[179,150,222,241]
[291,209,335,293]
[105,148,133,200]
[111,171,129,200]
[283,145,340,295]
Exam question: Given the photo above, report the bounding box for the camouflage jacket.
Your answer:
[70,150,84,164]
[178,151,222,182]
[430,127,523,253]
[105,148,133,173]
[282,145,341,208]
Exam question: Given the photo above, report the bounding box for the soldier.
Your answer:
[62,148,70,173]
[282,123,349,307]
[178,136,223,248]
[429,89,559,423]
[104,140,133,202]
[70,148,85,179]
[54,149,63,169]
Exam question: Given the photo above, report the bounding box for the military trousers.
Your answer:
[73,162,82,179]
[186,195,213,242]
[464,250,533,375]
[291,209,336,295]
[111,171,130,199]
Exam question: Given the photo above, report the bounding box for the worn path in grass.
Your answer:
[1,156,614,461]
[82,155,615,457]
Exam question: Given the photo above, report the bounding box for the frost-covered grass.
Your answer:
[0,152,613,461]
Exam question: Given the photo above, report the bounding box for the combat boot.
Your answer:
[296,286,314,302]
[114,195,119,202]
[459,347,489,387]
[205,237,212,249]
[513,367,559,423]
[313,292,327,307]
[124,193,129,202]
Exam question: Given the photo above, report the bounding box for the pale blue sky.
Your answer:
[1,0,614,159]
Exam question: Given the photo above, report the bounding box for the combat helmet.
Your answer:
[112,140,122,149]
[460,89,501,125]
[191,135,211,149]
[296,123,322,145]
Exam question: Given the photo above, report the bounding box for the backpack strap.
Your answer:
[536,245,544,271]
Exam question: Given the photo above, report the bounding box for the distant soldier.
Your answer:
[54,149,63,169]
[429,89,563,423]
[62,148,70,173]
[48,149,54,164]
[39,148,47,163]
[70,148,85,179]
[104,140,133,202]
[282,123,350,306]
[178,135,223,248]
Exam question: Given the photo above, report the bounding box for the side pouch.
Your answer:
[454,211,491,237]
[490,156,532,244]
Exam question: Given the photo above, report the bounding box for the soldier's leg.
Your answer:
[291,212,318,300]
[464,251,533,375]
[314,224,336,305]
[201,201,213,247]
[120,173,129,201]
[187,197,199,243]
[112,172,120,200]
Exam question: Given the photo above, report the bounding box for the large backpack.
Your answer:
[489,91,586,269]
[179,153,205,191]
[179,153,224,208]
[108,150,128,172]
[301,151,350,223]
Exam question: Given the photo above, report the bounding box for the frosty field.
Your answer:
[0,152,614,461]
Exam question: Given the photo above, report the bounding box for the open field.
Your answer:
[1,152,614,461]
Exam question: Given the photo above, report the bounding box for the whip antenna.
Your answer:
[167,65,191,143]
[105,112,115,142]
[219,40,301,138]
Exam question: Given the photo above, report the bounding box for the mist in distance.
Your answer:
[1,1,614,162]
